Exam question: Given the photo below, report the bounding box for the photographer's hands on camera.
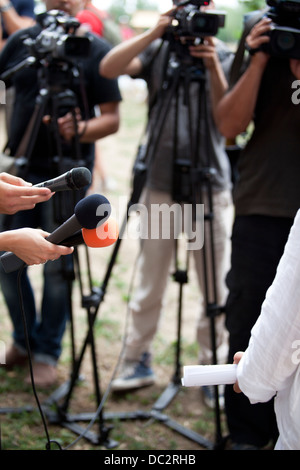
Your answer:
[43,107,85,142]
[247,17,300,79]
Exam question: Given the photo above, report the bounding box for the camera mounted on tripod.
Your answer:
[24,9,91,62]
[261,0,300,58]
[166,0,226,39]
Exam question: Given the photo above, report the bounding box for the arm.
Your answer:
[99,12,172,79]
[290,59,300,79]
[56,101,120,143]
[215,17,272,139]
[0,0,35,37]
[0,172,53,214]
[0,228,73,266]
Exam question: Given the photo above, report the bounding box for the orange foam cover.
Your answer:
[82,217,118,247]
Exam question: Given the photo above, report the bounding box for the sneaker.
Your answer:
[202,384,224,409]
[111,352,155,392]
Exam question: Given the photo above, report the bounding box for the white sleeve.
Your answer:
[237,210,300,404]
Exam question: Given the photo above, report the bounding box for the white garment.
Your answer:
[237,210,300,450]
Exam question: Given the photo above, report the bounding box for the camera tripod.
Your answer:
[43,38,229,450]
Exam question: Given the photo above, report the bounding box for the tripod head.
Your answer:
[1,10,91,97]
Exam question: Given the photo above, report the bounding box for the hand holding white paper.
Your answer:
[182,364,237,387]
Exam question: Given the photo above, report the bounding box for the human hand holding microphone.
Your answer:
[0,168,118,271]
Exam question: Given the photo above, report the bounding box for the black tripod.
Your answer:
[45,38,227,450]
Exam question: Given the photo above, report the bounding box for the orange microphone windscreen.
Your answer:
[82,217,119,248]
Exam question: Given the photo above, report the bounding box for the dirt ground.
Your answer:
[0,82,228,451]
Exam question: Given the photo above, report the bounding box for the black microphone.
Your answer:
[34,167,92,192]
[0,194,111,273]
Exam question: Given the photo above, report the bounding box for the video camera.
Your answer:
[167,0,226,38]
[24,9,91,62]
[262,0,300,58]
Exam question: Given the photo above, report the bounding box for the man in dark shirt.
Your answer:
[216,15,300,449]
[0,0,121,387]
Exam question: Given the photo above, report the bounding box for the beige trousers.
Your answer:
[125,188,234,365]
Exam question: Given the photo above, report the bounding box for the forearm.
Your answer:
[0,1,35,35]
[100,12,172,79]
[216,56,266,138]
[100,29,156,78]
[79,109,120,143]
[207,59,229,124]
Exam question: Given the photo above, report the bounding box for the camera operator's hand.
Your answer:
[290,59,300,79]
[43,108,85,142]
[189,37,219,70]
[57,107,82,142]
[246,17,272,68]
[189,37,228,124]
[0,172,53,214]
[0,227,74,266]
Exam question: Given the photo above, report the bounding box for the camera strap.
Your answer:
[229,9,267,87]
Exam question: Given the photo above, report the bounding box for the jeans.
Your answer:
[225,214,293,447]
[0,172,74,365]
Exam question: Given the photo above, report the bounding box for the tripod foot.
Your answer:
[152,381,180,411]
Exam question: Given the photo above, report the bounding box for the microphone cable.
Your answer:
[13,203,148,450]
[63,240,141,450]
[16,266,62,451]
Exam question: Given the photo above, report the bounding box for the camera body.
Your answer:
[262,0,300,58]
[168,0,225,38]
[24,10,91,61]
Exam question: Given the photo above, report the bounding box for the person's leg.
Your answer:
[225,215,292,448]
[23,191,74,386]
[33,254,73,364]
[0,205,39,362]
[111,189,178,390]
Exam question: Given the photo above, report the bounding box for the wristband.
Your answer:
[0,2,13,12]
[245,43,260,56]
[78,120,87,138]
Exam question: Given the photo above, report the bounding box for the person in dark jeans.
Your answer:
[0,0,121,387]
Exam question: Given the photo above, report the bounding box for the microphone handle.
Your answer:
[34,172,71,192]
[46,215,81,244]
[0,251,26,273]
[59,230,83,247]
